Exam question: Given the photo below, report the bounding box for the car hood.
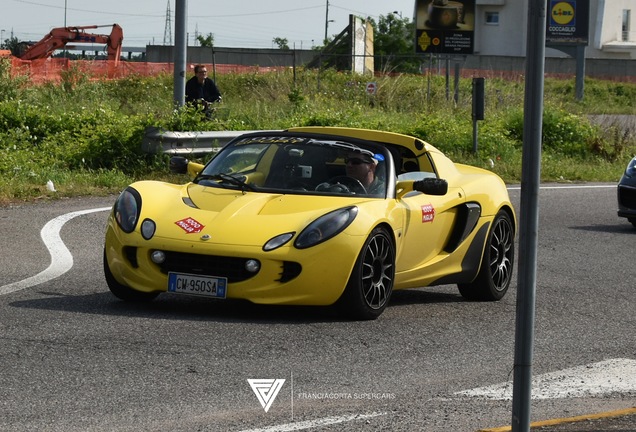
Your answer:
[133,181,372,246]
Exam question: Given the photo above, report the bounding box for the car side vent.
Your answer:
[444,203,481,253]
[277,261,302,283]
[123,246,139,268]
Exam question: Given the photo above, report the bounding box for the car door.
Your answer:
[395,179,465,273]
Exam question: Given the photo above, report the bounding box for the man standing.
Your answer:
[185,64,222,115]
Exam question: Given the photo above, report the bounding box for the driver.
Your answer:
[345,152,383,195]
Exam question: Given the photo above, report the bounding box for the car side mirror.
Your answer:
[170,156,204,178]
[413,178,448,195]
[396,178,448,199]
[169,156,189,174]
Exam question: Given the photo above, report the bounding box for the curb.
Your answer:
[478,406,636,432]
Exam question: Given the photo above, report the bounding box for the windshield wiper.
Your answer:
[196,173,256,191]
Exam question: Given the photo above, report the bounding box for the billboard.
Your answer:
[414,0,476,55]
[546,0,589,45]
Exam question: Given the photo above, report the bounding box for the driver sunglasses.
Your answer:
[345,157,371,165]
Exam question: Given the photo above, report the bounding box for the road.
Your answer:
[0,185,634,431]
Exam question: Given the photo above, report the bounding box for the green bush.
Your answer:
[0,63,635,202]
[504,106,599,157]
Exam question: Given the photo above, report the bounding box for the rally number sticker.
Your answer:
[421,204,435,223]
[175,217,205,233]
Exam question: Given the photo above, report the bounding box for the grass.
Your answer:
[0,59,635,205]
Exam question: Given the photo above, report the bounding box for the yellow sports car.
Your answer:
[104,127,516,320]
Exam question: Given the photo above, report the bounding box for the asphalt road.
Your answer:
[0,184,634,432]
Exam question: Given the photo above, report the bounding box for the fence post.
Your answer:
[472,77,485,153]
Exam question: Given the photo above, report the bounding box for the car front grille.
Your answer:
[155,251,302,284]
[158,251,259,283]
[618,185,636,210]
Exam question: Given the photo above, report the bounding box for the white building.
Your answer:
[474,0,636,59]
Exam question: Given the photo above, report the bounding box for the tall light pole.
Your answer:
[324,0,334,44]
[63,0,68,58]
[173,0,187,107]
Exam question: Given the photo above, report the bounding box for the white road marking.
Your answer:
[455,358,636,400]
[236,412,386,432]
[508,184,616,190]
[0,207,111,296]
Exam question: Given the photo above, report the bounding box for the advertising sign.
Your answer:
[546,0,589,45]
[414,0,476,54]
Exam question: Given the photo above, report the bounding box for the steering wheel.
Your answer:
[317,176,367,195]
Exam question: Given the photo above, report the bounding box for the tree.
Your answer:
[273,37,290,50]
[196,33,214,48]
[369,13,420,74]
[4,37,22,57]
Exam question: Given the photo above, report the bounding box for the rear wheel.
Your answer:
[458,210,514,301]
[103,250,159,302]
[338,227,395,320]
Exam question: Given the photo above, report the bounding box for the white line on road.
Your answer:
[0,207,111,296]
[508,184,616,190]
[236,412,387,432]
[455,358,636,400]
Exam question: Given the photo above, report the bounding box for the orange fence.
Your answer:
[8,56,634,85]
[8,57,288,84]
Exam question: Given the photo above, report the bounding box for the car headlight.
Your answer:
[625,157,636,178]
[263,232,295,251]
[294,206,358,249]
[114,187,142,233]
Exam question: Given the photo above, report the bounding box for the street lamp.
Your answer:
[1,29,5,46]
[393,10,403,19]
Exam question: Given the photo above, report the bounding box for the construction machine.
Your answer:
[19,24,123,64]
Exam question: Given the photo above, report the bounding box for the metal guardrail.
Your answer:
[141,127,276,155]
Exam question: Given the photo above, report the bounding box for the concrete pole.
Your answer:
[173,0,187,107]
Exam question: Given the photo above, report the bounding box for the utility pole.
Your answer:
[324,0,330,44]
[173,0,187,107]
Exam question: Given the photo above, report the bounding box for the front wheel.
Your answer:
[337,227,395,320]
[458,210,514,301]
[103,250,160,302]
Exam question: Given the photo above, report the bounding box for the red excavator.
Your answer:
[19,24,123,64]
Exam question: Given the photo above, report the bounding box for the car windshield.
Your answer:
[195,135,388,197]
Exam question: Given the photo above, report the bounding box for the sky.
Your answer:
[2,0,416,49]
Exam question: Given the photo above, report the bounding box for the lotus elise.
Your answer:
[104,127,516,320]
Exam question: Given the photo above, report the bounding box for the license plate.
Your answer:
[168,272,227,298]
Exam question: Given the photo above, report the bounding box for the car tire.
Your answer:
[629,218,636,228]
[103,250,160,302]
[337,227,395,320]
[458,210,514,301]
